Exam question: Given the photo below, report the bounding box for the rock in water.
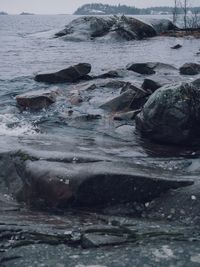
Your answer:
[16,88,59,110]
[171,44,182,49]
[55,16,115,40]
[100,88,147,112]
[127,63,156,75]
[16,160,193,208]
[180,63,200,75]
[127,62,177,75]
[35,63,91,83]
[142,76,175,92]
[136,82,200,144]
[54,16,165,41]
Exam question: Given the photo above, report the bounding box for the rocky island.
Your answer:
[0,11,8,15]
[20,12,35,15]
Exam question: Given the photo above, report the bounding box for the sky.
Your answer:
[0,0,199,14]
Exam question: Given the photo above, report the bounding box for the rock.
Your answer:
[100,88,147,112]
[70,93,83,105]
[192,78,200,88]
[127,63,156,75]
[109,16,156,41]
[142,77,171,92]
[127,62,177,75]
[16,160,193,208]
[35,63,91,83]
[180,63,200,75]
[55,16,115,41]
[114,110,141,121]
[147,181,200,225]
[171,44,182,49]
[142,78,163,92]
[16,88,58,110]
[136,82,200,144]
[95,70,122,79]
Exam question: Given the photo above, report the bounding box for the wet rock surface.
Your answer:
[15,159,192,208]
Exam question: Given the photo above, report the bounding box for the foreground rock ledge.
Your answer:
[35,63,91,83]
[16,160,193,209]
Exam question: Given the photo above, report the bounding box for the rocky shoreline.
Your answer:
[1,15,200,266]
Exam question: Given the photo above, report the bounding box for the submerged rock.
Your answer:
[180,63,200,75]
[54,16,176,42]
[35,63,91,83]
[16,160,192,208]
[136,82,200,144]
[16,88,58,110]
[171,44,182,49]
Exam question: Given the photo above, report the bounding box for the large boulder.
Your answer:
[16,88,59,110]
[136,82,200,144]
[16,160,192,208]
[180,63,200,75]
[35,63,91,83]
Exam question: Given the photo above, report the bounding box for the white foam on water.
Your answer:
[0,114,38,137]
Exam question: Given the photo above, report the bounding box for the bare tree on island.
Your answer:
[173,0,200,29]
[173,0,189,28]
[173,0,178,23]
[182,0,189,28]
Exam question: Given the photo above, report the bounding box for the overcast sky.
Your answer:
[0,0,199,14]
